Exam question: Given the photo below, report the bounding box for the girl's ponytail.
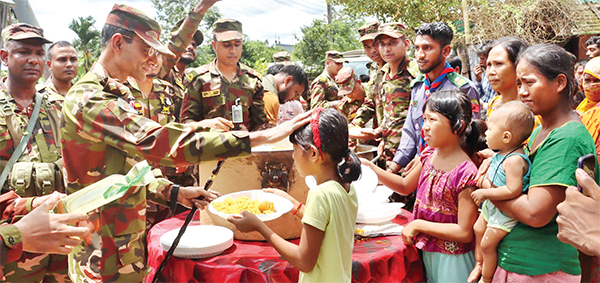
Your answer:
[461,119,488,157]
[338,149,361,183]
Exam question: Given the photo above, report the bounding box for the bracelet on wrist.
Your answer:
[292,202,303,216]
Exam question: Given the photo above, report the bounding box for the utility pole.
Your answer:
[461,0,472,78]
[327,3,333,43]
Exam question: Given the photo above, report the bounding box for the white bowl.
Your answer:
[305,164,378,192]
[209,190,294,222]
[160,225,234,259]
[356,202,405,224]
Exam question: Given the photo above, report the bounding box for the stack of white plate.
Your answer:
[160,225,234,259]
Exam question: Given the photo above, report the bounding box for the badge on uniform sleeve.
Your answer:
[117,97,139,114]
[202,90,221,98]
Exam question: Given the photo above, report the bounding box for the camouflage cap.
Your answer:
[374,22,407,41]
[273,51,290,62]
[358,21,380,43]
[213,18,243,42]
[326,50,346,64]
[335,66,356,96]
[105,4,175,58]
[171,18,203,46]
[2,23,51,45]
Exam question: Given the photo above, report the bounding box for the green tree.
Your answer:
[69,16,101,76]
[294,14,362,77]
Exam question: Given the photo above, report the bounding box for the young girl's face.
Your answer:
[292,144,311,178]
[422,106,455,148]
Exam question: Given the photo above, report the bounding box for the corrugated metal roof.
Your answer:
[571,2,600,35]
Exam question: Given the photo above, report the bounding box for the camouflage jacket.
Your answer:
[36,77,64,97]
[159,10,205,122]
[309,70,339,109]
[0,79,64,196]
[379,58,413,159]
[61,63,252,282]
[0,190,30,266]
[335,97,363,121]
[181,59,268,131]
[352,61,383,127]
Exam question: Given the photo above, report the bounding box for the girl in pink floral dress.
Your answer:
[364,89,487,282]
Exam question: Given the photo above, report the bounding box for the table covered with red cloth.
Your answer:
[146,209,423,283]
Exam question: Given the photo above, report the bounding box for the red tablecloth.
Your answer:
[146,209,423,283]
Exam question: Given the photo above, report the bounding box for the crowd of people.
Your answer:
[0,0,599,282]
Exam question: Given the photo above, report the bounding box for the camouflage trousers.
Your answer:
[3,253,69,283]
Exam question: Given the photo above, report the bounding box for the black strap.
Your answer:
[152,160,225,283]
[169,184,180,216]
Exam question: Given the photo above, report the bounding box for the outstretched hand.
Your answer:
[227,211,263,232]
[177,187,220,209]
[13,193,90,254]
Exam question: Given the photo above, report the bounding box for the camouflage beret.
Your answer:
[374,22,407,41]
[105,4,175,58]
[326,50,346,64]
[273,51,291,62]
[358,21,380,43]
[172,18,203,46]
[213,18,243,42]
[335,67,356,96]
[2,23,51,45]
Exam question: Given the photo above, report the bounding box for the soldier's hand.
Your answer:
[177,187,220,209]
[249,110,311,146]
[13,193,90,255]
[31,191,67,209]
[195,0,221,14]
[196,117,233,131]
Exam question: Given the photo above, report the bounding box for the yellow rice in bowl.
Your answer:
[212,196,276,215]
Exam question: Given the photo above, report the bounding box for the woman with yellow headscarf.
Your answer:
[578,57,600,113]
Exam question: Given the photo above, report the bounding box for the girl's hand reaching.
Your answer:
[228,211,263,232]
[263,188,298,206]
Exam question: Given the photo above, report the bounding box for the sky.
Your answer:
[28,0,330,46]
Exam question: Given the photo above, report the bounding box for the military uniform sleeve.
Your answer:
[180,70,205,123]
[351,84,375,127]
[382,77,411,156]
[0,224,22,265]
[249,79,269,131]
[309,81,326,110]
[64,88,251,169]
[0,191,32,224]
[160,11,204,77]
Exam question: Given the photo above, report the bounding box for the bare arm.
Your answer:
[471,155,526,204]
[403,188,478,244]
[491,185,565,228]
[228,212,323,272]
[361,158,421,195]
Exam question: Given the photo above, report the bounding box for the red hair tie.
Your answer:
[311,107,324,160]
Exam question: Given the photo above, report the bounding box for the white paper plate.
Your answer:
[160,225,233,259]
[305,164,378,192]
[209,190,294,222]
[356,202,405,224]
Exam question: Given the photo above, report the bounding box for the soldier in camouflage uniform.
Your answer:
[333,66,365,120]
[62,6,309,282]
[351,21,385,129]
[272,51,291,65]
[0,23,71,283]
[37,41,79,97]
[368,23,414,162]
[308,50,344,109]
[158,1,209,122]
[181,18,269,131]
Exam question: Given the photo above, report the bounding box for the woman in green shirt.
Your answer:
[490,44,598,282]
